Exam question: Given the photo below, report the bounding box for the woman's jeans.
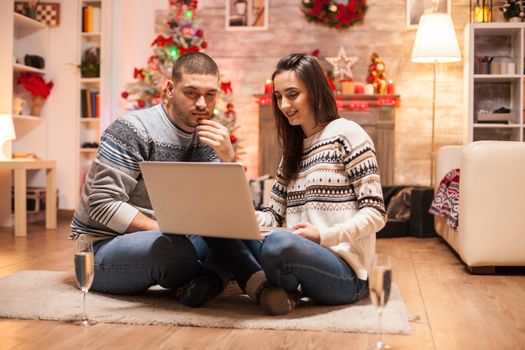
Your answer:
[91,231,209,294]
[204,231,369,305]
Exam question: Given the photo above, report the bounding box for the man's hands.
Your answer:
[196,119,235,162]
[126,211,159,233]
[292,222,321,244]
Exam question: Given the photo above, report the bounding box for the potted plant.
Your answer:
[16,73,54,116]
[500,0,525,21]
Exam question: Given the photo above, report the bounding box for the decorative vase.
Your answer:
[30,95,45,116]
[509,16,523,22]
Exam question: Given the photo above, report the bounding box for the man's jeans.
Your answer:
[91,231,208,294]
[204,231,368,305]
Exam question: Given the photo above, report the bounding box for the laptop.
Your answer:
[140,161,289,239]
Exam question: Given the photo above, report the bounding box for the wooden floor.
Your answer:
[1,214,524,350]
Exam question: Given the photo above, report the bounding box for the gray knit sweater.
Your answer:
[71,104,219,239]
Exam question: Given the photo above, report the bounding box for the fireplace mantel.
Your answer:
[257,94,398,185]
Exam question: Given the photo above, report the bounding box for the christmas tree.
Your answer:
[366,52,387,94]
[121,0,241,157]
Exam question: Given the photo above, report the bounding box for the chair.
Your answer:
[434,141,525,273]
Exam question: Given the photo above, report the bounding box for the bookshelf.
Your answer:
[464,23,525,143]
[11,11,50,159]
[0,1,52,227]
[78,0,105,187]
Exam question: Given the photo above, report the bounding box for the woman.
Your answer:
[179,53,386,315]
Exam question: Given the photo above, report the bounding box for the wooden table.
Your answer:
[0,159,57,237]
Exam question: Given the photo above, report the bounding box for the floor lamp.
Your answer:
[411,13,461,187]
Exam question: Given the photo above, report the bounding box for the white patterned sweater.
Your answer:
[257,118,386,281]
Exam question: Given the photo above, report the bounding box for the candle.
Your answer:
[264,79,272,95]
[386,80,395,94]
[473,6,491,23]
[341,80,355,95]
[354,82,365,94]
[364,84,374,95]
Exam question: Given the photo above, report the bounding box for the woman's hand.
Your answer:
[292,222,320,244]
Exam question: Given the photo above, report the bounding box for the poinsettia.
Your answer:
[17,73,54,99]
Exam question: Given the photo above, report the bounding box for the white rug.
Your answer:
[0,270,411,334]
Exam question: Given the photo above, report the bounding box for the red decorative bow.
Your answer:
[179,45,200,56]
[151,35,174,47]
[220,81,232,94]
[133,68,145,80]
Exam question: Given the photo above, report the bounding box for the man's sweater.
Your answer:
[257,118,386,280]
[71,104,218,239]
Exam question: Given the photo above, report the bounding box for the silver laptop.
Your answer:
[140,161,286,239]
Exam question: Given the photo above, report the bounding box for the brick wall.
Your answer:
[199,0,471,185]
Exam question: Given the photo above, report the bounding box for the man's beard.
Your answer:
[171,104,209,129]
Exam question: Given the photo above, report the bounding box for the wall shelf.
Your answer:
[13,63,45,74]
[81,32,101,37]
[13,115,45,121]
[81,77,100,83]
[14,12,46,31]
[465,23,525,143]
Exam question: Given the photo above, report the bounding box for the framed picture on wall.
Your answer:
[226,0,268,31]
[406,0,451,29]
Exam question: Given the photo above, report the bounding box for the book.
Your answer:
[90,91,98,118]
[81,6,86,32]
[84,6,93,33]
[92,7,101,33]
[96,93,100,118]
[80,89,87,118]
[86,88,92,118]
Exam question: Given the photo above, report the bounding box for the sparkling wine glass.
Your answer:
[369,253,392,350]
[73,235,96,326]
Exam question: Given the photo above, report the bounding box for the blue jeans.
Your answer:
[91,231,209,294]
[261,232,369,305]
[203,231,369,305]
[202,237,263,290]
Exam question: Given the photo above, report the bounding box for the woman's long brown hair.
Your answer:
[271,53,339,182]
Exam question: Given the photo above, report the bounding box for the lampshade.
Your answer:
[0,114,16,161]
[0,114,16,140]
[411,13,461,63]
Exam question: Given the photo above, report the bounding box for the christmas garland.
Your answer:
[301,0,367,29]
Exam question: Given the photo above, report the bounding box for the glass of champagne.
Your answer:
[74,235,96,326]
[369,253,392,350]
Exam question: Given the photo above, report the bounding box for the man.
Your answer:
[71,52,234,296]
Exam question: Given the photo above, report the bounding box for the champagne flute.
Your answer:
[369,253,392,350]
[73,235,96,326]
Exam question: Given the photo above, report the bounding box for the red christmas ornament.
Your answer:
[196,29,204,37]
[137,100,146,108]
[181,25,193,38]
[230,135,237,144]
[121,91,129,99]
[201,41,208,49]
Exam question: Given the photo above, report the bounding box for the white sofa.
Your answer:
[434,141,525,273]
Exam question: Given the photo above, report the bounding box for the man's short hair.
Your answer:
[171,52,219,82]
